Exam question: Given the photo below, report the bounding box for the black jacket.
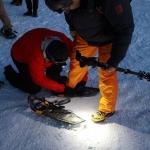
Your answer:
[65,0,134,67]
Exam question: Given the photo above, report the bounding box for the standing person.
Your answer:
[45,0,134,122]
[10,0,22,6]
[23,0,39,17]
[0,0,17,39]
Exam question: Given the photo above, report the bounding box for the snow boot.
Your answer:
[4,65,19,81]
[32,10,38,17]
[10,0,22,6]
[91,111,115,122]
[75,81,99,97]
[23,11,32,16]
[0,27,17,39]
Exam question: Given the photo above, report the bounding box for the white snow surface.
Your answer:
[0,0,150,150]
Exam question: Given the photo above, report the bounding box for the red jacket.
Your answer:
[11,28,73,92]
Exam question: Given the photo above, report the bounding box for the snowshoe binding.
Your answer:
[28,95,85,125]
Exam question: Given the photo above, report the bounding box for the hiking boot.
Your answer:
[32,11,38,17]
[75,81,99,97]
[4,64,13,70]
[76,86,99,97]
[91,111,115,122]
[10,0,22,5]
[23,11,32,16]
[10,2,22,5]
[0,27,17,39]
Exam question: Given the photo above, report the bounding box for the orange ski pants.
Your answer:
[67,35,118,112]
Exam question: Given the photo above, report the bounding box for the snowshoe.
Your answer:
[28,95,85,125]
[0,27,17,39]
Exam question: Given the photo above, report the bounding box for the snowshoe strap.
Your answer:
[28,95,66,115]
[52,97,71,106]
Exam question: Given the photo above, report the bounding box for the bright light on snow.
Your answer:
[74,123,114,146]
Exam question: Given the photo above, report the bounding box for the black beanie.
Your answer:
[45,40,69,62]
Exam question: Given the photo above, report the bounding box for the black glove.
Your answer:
[51,86,76,97]
[64,86,77,97]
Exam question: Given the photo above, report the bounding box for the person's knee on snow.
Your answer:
[5,28,73,94]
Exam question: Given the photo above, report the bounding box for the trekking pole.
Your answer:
[76,50,150,82]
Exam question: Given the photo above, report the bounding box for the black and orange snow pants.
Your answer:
[66,35,118,112]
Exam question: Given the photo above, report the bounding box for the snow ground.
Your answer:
[0,0,150,150]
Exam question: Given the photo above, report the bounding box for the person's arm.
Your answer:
[102,0,134,67]
[28,59,65,92]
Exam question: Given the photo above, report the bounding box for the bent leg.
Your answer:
[8,59,41,94]
[66,35,97,88]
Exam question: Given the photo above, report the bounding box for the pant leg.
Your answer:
[14,0,22,4]
[12,59,41,94]
[66,34,97,88]
[0,0,12,29]
[98,44,118,112]
[25,0,32,12]
[32,0,38,12]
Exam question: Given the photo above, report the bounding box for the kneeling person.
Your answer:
[4,28,72,94]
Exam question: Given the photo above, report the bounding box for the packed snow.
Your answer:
[0,0,150,150]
